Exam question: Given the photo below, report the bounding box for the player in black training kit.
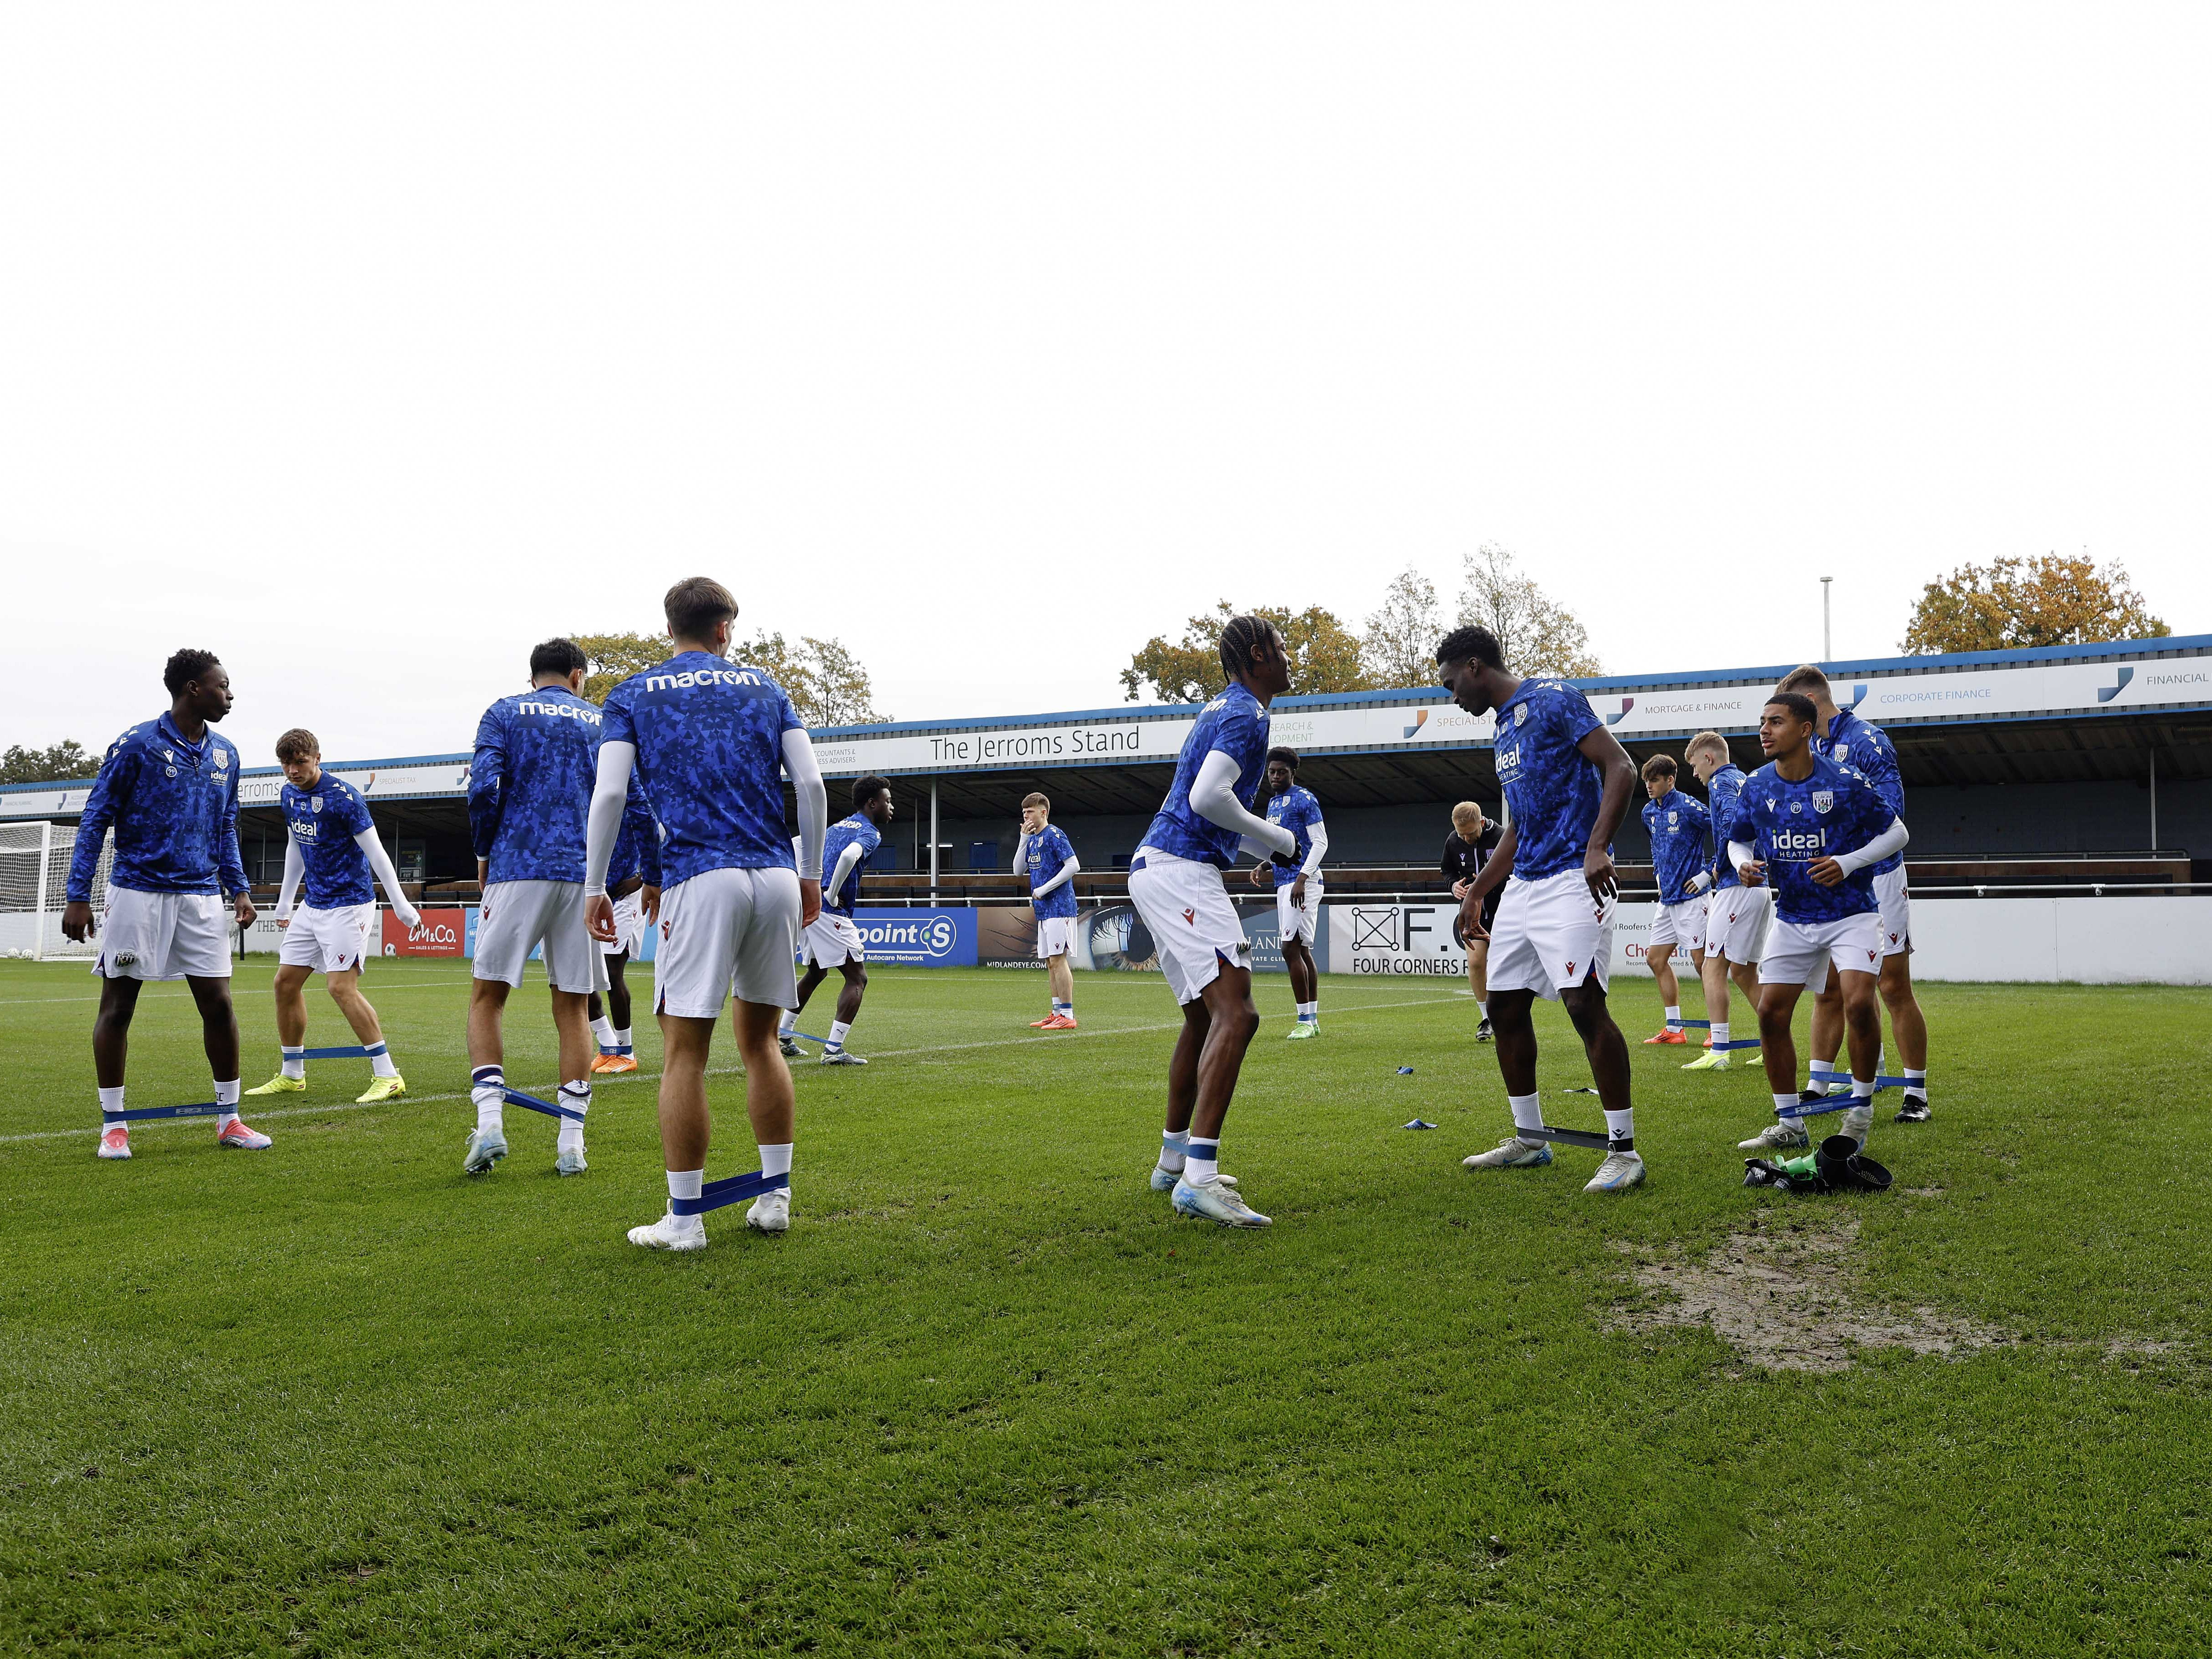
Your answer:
[1443,800,1503,1040]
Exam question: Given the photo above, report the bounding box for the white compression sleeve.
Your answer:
[1190,751,1296,857]
[1010,830,1029,873]
[1033,854,1079,897]
[1300,819,1327,876]
[827,840,866,899]
[583,741,636,897]
[1729,838,1759,872]
[782,729,829,882]
[353,829,418,923]
[1833,816,1910,875]
[275,839,303,919]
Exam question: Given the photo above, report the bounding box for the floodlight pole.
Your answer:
[1820,576,1833,662]
[929,779,939,904]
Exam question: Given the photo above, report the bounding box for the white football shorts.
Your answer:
[1648,897,1707,956]
[1484,867,1614,999]
[92,887,232,981]
[1873,865,1912,958]
[1128,846,1250,1005]
[1704,882,1772,965]
[653,865,801,1019]
[800,910,866,969]
[1274,880,1322,945]
[1035,914,1077,960]
[599,888,647,958]
[473,880,607,995]
[1759,910,1883,991]
[278,902,377,976]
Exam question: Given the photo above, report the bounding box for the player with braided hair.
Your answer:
[1131,615,1300,1227]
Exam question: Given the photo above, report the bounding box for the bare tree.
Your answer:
[1360,568,1444,688]
[1454,544,1602,677]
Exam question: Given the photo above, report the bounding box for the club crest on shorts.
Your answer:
[1812,791,1833,814]
[1181,907,1196,925]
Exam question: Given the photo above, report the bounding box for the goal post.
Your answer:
[0,821,110,960]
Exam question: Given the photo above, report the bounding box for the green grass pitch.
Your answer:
[3,956,2210,1656]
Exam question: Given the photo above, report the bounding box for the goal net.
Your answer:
[0,822,111,960]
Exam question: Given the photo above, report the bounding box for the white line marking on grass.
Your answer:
[0,991,1468,1146]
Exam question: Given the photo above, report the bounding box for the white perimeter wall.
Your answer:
[1327,897,2211,985]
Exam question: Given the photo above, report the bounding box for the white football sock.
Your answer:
[1157,1128,1188,1173]
[1508,1091,1543,1137]
[556,1081,589,1153]
[759,1142,793,1183]
[827,1020,852,1051]
[778,1010,797,1036]
[1851,1076,1876,1101]
[666,1167,704,1225]
[214,1078,241,1128]
[1603,1107,1635,1148]
[1712,1022,1730,1047]
[98,1085,125,1122]
[281,1045,306,1080]
[1774,1093,1800,1117]
[367,1041,398,1079]
[1296,1000,1317,1020]
[613,1026,633,1052]
[1664,1005,1681,1026]
[590,1015,615,1049]
[1477,1001,1488,1020]
[1808,1058,1835,1090]
[1905,1067,1927,1096]
[1183,1136,1220,1187]
[471,1066,505,1133]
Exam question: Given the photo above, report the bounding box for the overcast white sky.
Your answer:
[5,5,2208,765]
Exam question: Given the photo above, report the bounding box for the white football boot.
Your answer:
[1462,1136,1553,1171]
[1171,1178,1272,1227]
[628,1209,708,1252]
[1584,1151,1647,1193]
[1738,1120,1810,1152]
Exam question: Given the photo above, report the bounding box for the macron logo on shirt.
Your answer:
[517,701,602,724]
[643,668,770,693]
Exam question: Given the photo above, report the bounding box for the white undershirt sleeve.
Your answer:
[1033,853,1079,897]
[1833,816,1909,875]
[1729,838,1759,873]
[782,729,829,882]
[583,741,636,897]
[353,828,419,925]
[275,839,303,920]
[1300,818,1327,877]
[1190,751,1297,858]
[1010,830,1029,874]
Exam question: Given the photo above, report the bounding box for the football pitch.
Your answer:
[3,958,2209,1657]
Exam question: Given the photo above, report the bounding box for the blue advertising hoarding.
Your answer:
[852,908,979,967]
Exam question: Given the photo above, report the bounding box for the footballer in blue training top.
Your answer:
[61,649,269,1160]
[781,777,893,1065]
[1438,626,1647,1195]
[1014,793,1082,1029]
[1726,690,1910,1156]
[582,577,831,1253]
[1634,753,1713,1045]
[1779,661,1933,1124]
[244,727,421,1109]
[461,638,613,1181]
[1130,616,1300,1231]
[1254,749,1327,1037]
[1680,730,1772,1077]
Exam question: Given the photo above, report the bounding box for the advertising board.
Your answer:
[384,906,466,957]
[851,908,978,967]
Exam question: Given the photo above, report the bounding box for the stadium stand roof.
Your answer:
[6,633,2207,829]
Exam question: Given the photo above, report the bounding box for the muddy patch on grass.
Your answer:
[1608,1212,2006,1373]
